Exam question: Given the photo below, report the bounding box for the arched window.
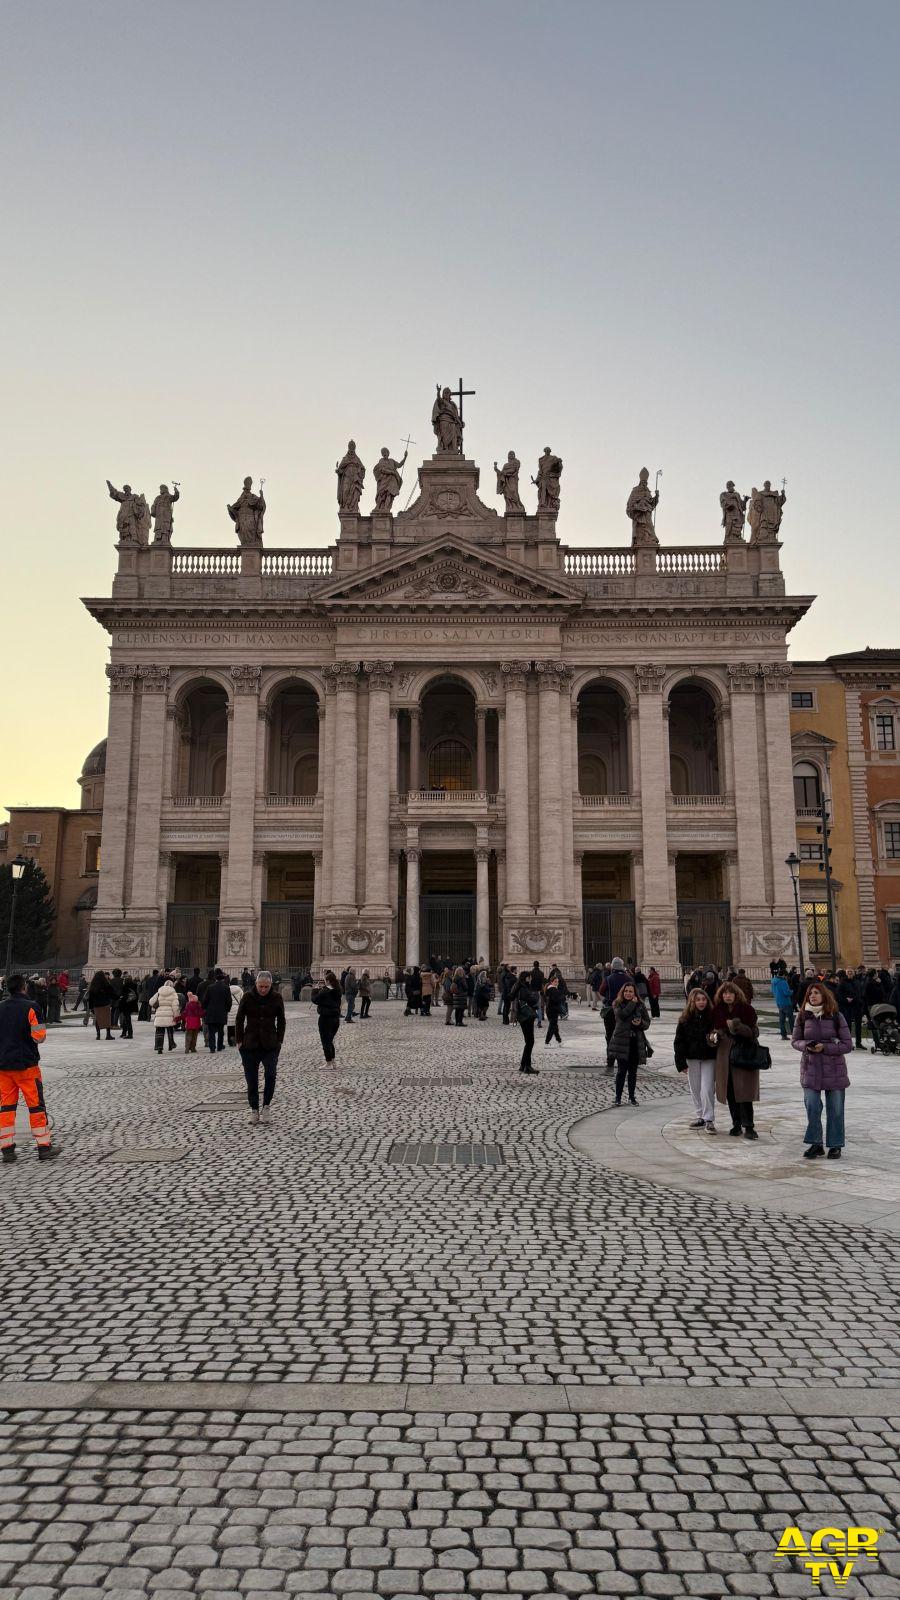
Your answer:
[292,752,318,798]
[670,755,690,797]
[793,761,821,811]
[579,754,608,796]
[428,739,472,791]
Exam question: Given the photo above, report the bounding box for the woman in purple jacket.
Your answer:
[792,982,853,1161]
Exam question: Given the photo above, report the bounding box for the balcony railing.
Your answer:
[171,795,225,808]
[264,794,319,807]
[795,806,823,820]
[407,790,498,805]
[172,550,241,576]
[564,550,635,577]
[261,550,333,576]
[656,548,725,574]
[577,793,633,806]
[671,793,726,806]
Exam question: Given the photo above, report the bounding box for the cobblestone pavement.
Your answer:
[1,1406,898,1598]
[4,1003,900,1391]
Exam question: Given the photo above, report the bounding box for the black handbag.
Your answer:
[729,1036,772,1071]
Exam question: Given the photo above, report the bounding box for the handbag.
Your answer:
[516,997,536,1023]
[729,1036,772,1071]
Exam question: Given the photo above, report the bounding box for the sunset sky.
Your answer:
[3,0,898,808]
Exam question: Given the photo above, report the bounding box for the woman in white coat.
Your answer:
[150,975,181,1053]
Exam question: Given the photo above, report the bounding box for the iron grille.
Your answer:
[677,901,733,971]
[165,903,220,973]
[260,901,314,974]
[582,901,637,969]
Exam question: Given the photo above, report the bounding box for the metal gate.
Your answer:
[582,901,637,970]
[165,903,219,973]
[421,895,475,968]
[259,902,313,975]
[677,901,732,972]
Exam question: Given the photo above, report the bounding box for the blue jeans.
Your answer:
[778,1006,794,1039]
[803,1087,845,1149]
[345,998,355,1021]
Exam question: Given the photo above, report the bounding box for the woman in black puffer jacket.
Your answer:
[607,983,650,1106]
[312,971,342,1063]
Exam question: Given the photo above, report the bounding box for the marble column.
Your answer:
[362,661,393,921]
[502,661,532,912]
[560,689,576,908]
[536,661,566,913]
[476,709,487,793]
[330,663,360,910]
[389,707,400,795]
[94,665,137,921]
[220,665,262,966]
[409,709,421,794]
[573,850,585,969]
[312,849,323,959]
[128,667,170,925]
[635,664,678,967]
[475,846,490,961]
[405,845,420,966]
[727,664,767,910]
[760,665,799,915]
[319,680,336,908]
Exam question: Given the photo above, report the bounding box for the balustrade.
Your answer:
[264,794,319,807]
[671,793,727,807]
[171,794,225,808]
[577,793,633,807]
[172,550,240,576]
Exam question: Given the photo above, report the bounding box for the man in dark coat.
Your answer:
[235,972,286,1125]
[204,969,233,1053]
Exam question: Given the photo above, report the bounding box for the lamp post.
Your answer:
[785,852,805,967]
[4,855,28,980]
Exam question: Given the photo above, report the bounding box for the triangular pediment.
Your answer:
[314,534,584,612]
[791,729,836,749]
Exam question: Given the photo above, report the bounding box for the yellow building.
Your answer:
[789,666,862,967]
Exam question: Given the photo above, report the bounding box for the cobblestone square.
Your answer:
[2,1000,899,1595]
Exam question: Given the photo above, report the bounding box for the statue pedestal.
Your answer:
[371,513,393,553]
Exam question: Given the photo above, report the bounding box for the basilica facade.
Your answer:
[84,426,811,980]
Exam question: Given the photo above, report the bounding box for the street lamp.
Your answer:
[785,853,805,967]
[4,855,28,982]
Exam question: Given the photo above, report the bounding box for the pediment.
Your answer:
[791,729,836,749]
[313,534,584,612]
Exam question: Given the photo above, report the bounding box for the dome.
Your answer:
[81,738,107,778]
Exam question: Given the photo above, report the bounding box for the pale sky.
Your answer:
[2,0,898,809]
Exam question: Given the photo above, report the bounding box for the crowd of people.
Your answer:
[2,947,897,1164]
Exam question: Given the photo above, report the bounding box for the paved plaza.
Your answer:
[2,1000,900,1595]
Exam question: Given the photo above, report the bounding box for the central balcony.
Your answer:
[404,789,500,820]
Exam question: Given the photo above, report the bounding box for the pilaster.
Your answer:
[634,663,678,968]
[219,665,261,968]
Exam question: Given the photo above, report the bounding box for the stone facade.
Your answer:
[83,443,813,978]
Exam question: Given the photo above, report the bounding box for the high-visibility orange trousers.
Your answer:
[0,1067,51,1148]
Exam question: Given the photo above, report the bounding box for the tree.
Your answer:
[0,859,55,965]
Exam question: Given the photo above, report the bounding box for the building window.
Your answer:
[875,713,896,751]
[884,822,900,860]
[791,691,815,710]
[84,836,101,875]
[793,762,822,812]
[802,901,831,955]
[799,842,823,862]
[427,738,473,792]
[890,919,900,959]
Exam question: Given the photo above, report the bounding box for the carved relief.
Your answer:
[94,929,154,961]
[330,927,387,956]
[136,665,169,693]
[224,929,249,958]
[230,665,262,694]
[509,927,566,955]
[727,662,759,693]
[646,927,673,956]
[759,663,793,692]
[363,660,395,688]
[106,664,137,693]
[634,664,666,694]
[742,927,798,958]
[501,660,532,692]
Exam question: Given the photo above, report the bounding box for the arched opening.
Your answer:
[174,681,229,798]
[403,678,499,794]
[266,683,320,800]
[428,738,472,792]
[668,683,721,797]
[577,683,629,798]
[793,761,822,812]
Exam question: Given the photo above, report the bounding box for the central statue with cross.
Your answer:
[431,379,473,455]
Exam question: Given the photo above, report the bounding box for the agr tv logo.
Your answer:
[774,1526,881,1588]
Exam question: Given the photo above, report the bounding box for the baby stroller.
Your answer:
[869,1002,900,1055]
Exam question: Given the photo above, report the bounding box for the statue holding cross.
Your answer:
[431,379,473,454]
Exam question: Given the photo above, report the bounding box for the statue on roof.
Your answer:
[432,385,464,453]
[494,451,524,514]
[719,481,748,544]
[626,468,659,548]
[336,441,365,514]
[533,447,563,514]
[372,446,408,513]
[106,480,150,546]
[227,477,266,545]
